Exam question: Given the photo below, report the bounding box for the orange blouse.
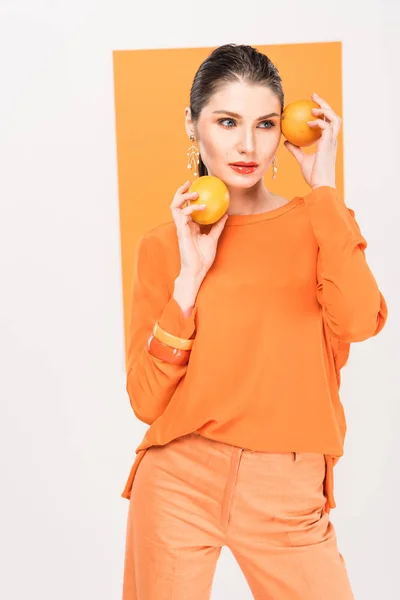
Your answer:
[121,186,388,512]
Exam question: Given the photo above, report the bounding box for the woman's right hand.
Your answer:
[170,180,229,281]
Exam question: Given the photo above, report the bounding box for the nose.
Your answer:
[237,127,256,155]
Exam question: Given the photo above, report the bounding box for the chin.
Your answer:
[223,171,263,188]
[207,165,264,187]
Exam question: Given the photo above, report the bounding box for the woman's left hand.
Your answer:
[283,93,342,190]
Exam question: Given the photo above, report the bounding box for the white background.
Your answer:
[1,0,399,598]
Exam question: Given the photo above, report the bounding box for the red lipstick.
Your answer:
[229,162,258,175]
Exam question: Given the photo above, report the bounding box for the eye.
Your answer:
[218,118,236,128]
[259,120,275,129]
[217,118,276,129]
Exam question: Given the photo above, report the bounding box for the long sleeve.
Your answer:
[304,186,388,343]
[126,233,197,424]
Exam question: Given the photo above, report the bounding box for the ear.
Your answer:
[184,106,195,138]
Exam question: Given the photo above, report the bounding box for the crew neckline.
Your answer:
[225,195,303,226]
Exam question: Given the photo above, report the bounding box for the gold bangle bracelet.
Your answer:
[153,321,194,351]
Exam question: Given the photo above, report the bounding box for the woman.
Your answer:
[121,44,387,599]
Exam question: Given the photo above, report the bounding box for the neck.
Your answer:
[224,178,272,216]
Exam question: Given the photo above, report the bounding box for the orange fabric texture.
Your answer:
[123,432,355,600]
[122,186,387,508]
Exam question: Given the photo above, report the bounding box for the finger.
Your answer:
[178,193,200,209]
[181,204,206,216]
[284,140,305,162]
[178,180,192,193]
[171,190,198,209]
[209,213,229,241]
[182,192,199,201]
[307,118,332,131]
[312,92,332,111]
[311,107,336,122]
[311,107,342,135]
[331,117,342,139]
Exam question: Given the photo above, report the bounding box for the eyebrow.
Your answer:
[212,110,280,119]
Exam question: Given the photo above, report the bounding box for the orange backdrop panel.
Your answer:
[112,42,343,368]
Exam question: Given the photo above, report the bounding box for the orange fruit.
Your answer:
[281,99,322,147]
[188,176,230,225]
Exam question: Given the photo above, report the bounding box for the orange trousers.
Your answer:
[122,432,354,599]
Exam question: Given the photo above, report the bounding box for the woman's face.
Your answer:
[188,80,282,186]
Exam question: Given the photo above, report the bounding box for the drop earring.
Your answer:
[187,135,200,177]
[272,154,278,179]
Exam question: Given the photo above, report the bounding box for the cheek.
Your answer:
[261,130,281,156]
[201,136,229,160]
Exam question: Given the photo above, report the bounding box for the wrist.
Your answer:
[173,272,203,315]
[176,270,205,289]
[311,182,336,190]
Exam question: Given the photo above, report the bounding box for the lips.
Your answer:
[229,162,258,167]
[229,163,258,175]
